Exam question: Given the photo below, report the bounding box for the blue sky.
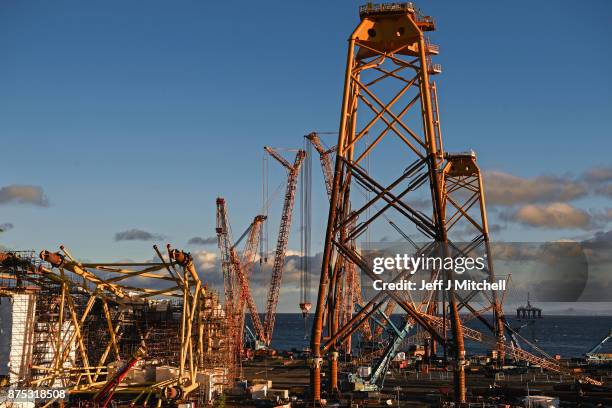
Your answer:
[1,1,611,311]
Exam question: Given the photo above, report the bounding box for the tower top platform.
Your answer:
[359,2,416,18]
[358,2,435,30]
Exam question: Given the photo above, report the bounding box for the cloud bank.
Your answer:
[0,223,14,232]
[115,229,164,241]
[484,171,586,206]
[502,202,591,230]
[0,185,49,207]
[187,236,217,246]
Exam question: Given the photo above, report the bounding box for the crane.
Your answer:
[263,146,306,346]
[305,133,335,198]
[586,329,612,361]
[216,197,266,350]
[92,346,146,407]
[349,311,413,392]
[232,214,267,350]
[216,197,238,318]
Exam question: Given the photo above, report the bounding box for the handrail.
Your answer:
[359,2,416,16]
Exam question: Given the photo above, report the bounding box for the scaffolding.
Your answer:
[0,247,235,406]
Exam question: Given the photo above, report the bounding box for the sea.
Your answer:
[267,314,612,358]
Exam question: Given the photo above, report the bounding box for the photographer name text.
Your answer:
[372,279,506,292]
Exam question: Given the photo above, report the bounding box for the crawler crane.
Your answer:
[262,147,306,346]
[216,197,266,351]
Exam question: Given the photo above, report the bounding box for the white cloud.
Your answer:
[504,202,591,229]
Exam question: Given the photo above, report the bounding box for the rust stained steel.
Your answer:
[262,147,306,345]
[340,158,433,240]
[374,300,397,338]
[332,241,443,340]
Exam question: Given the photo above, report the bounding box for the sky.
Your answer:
[1,0,611,313]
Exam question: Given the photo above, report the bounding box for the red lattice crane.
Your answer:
[232,214,266,348]
[216,198,238,317]
[305,133,335,198]
[92,346,146,407]
[263,147,306,345]
[216,198,266,350]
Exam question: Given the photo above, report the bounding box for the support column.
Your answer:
[310,357,322,401]
[329,351,339,393]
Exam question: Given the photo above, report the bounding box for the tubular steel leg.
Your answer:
[329,351,339,393]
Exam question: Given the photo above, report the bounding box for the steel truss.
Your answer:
[0,245,233,405]
[310,4,505,403]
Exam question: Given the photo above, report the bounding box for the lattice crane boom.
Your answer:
[263,147,306,345]
[305,133,335,198]
[216,198,266,345]
[232,215,266,345]
[216,197,237,315]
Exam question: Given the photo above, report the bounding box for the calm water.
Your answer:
[265,314,612,358]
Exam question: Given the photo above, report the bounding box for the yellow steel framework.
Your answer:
[0,245,233,406]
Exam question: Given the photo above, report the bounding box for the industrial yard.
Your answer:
[1,1,611,407]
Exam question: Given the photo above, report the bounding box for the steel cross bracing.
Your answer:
[420,314,603,386]
[309,4,506,404]
[306,133,373,346]
[262,147,306,345]
[440,153,506,363]
[308,4,602,403]
[307,133,427,344]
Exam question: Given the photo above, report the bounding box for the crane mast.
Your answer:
[232,215,266,348]
[216,197,237,317]
[305,133,335,198]
[263,147,306,345]
[216,198,266,350]
[93,346,146,407]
